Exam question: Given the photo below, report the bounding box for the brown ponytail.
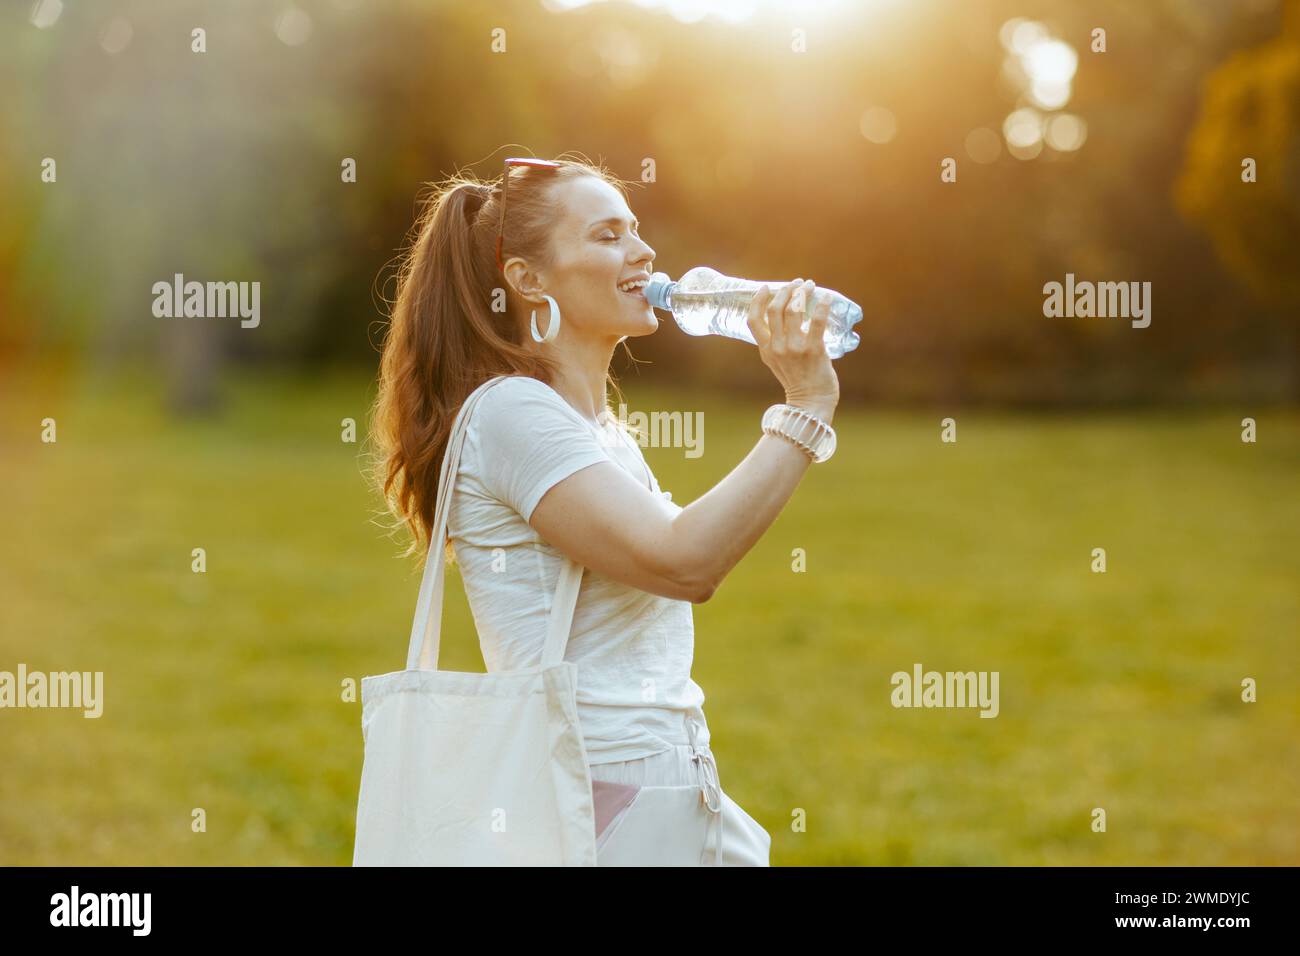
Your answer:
[366,154,632,559]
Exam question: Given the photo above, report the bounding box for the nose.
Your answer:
[630,234,654,268]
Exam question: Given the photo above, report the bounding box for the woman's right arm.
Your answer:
[529,278,841,603]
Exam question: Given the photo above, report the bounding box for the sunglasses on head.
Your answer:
[496,157,565,273]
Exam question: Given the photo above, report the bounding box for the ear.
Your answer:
[502,257,546,303]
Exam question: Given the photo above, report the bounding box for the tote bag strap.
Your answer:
[405,375,585,672]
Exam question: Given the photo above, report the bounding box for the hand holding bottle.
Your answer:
[746,279,840,424]
[644,266,861,359]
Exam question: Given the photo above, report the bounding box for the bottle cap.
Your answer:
[643,272,674,311]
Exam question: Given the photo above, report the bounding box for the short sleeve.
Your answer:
[469,377,614,523]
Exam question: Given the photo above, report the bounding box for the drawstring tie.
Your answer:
[686,718,723,865]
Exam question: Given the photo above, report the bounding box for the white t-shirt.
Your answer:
[446,375,710,765]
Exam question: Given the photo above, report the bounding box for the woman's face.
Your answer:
[526,175,658,343]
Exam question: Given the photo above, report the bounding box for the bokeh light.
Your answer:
[99,17,133,55]
[1003,107,1043,149]
[1024,39,1077,109]
[543,0,867,23]
[1003,107,1045,159]
[29,0,62,29]
[999,18,1082,157]
[544,0,757,22]
[1009,20,1048,55]
[1025,39,1078,86]
[859,106,897,144]
[275,6,313,47]
[1045,112,1088,152]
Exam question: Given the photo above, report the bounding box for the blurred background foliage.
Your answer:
[1,0,1296,409]
[1,0,1298,867]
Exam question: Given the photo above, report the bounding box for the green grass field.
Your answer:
[1,363,1296,865]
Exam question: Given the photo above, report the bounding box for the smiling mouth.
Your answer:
[617,278,649,299]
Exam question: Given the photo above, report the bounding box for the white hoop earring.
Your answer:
[530,294,561,344]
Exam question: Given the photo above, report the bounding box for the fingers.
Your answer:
[746,284,774,348]
[806,284,831,355]
[785,279,814,341]
[767,278,801,353]
[784,279,825,354]
[749,277,829,357]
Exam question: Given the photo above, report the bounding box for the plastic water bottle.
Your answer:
[643,266,862,359]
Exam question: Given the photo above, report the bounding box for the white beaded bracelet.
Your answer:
[761,403,837,463]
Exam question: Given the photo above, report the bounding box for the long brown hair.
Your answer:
[367,152,635,560]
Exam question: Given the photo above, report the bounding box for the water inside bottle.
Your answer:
[647,268,862,359]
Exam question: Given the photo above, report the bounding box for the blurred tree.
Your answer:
[1176,0,1300,307]
[1,0,1294,404]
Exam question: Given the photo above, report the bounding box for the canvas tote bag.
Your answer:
[352,374,598,866]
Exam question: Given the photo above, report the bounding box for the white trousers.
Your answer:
[589,719,772,866]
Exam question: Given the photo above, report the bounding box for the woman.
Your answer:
[368,153,840,865]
